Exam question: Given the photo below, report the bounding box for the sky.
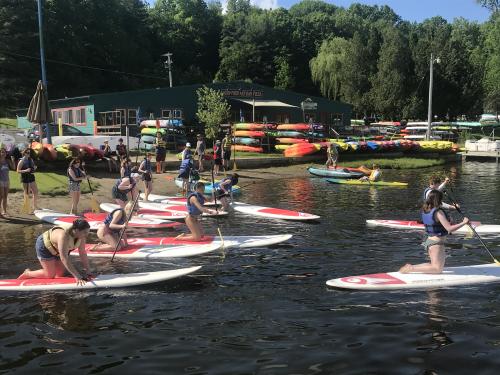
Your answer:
[147,0,491,23]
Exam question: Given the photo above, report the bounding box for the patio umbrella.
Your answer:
[27,80,52,144]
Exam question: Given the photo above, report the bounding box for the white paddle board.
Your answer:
[366,219,500,235]
[138,201,228,218]
[0,266,201,291]
[326,263,500,290]
[34,209,181,230]
[100,202,187,221]
[232,202,320,221]
[140,193,218,207]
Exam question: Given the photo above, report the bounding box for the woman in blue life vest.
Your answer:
[399,190,469,274]
[176,182,216,241]
[178,154,193,196]
[138,153,153,201]
[67,157,86,215]
[112,172,140,208]
[17,218,92,285]
[120,158,132,178]
[92,201,135,251]
[214,173,239,211]
[16,148,39,213]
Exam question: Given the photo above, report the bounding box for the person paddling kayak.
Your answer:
[17,218,92,285]
[176,182,217,241]
[399,190,469,274]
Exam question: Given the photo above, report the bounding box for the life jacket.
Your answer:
[142,158,152,173]
[421,207,449,237]
[122,165,131,177]
[21,157,34,172]
[116,144,127,155]
[223,136,232,148]
[369,169,381,182]
[42,226,81,256]
[179,158,193,174]
[68,166,83,183]
[187,192,205,216]
[423,187,433,201]
[104,208,125,230]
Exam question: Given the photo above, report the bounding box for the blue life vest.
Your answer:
[179,158,193,174]
[220,177,233,191]
[143,159,152,173]
[68,166,83,183]
[421,208,449,236]
[123,165,131,177]
[187,192,205,216]
[22,157,34,171]
[423,187,433,201]
[104,208,125,229]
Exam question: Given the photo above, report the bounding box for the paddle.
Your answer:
[110,190,141,262]
[82,166,99,213]
[444,189,500,265]
[134,135,141,165]
[211,162,225,255]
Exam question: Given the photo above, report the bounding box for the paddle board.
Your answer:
[138,202,229,218]
[100,203,187,221]
[174,178,241,195]
[326,178,408,187]
[366,219,500,235]
[326,263,500,290]
[232,202,320,221]
[0,267,201,291]
[34,209,181,230]
[139,193,219,207]
[307,166,364,179]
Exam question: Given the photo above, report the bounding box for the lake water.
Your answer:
[2,161,500,374]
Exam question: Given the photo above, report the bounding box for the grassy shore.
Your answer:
[337,157,446,169]
[8,171,100,196]
[0,118,17,128]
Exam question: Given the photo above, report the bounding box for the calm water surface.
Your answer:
[2,162,500,374]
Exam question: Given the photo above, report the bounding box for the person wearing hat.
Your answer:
[195,134,206,172]
[112,171,140,208]
[115,138,128,162]
[178,154,194,196]
[181,142,192,161]
[213,139,222,175]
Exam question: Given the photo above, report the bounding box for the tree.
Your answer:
[310,37,349,100]
[483,15,500,112]
[274,54,294,90]
[196,86,231,143]
[476,0,500,13]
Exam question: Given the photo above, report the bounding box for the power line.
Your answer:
[1,50,169,81]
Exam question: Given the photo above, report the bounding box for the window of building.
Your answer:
[128,109,137,126]
[161,108,183,119]
[276,113,290,124]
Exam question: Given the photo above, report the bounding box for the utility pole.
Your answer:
[37,0,51,144]
[162,53,173,88]
[426,53,440,141]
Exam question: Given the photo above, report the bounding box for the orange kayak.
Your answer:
[234,145,263,153]
[284,143,321,157]
[234,130,265,138]
[277,123,311,131]
[276,138,309,144]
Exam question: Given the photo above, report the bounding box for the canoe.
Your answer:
[307,167,364,179]
[234,130,265,138]
[326,178,408,187]
[276,138,309,144]
[284,143,321,157]
[277,123,311,131]
[234,123,268,130]
[234,137,261,146]
[274,131,304,138]
[233,145,263,153]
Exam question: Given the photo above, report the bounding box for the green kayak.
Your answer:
[326,178,408,187]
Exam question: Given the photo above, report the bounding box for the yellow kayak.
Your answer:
[326,178,408,187]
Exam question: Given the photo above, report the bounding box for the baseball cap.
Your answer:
[186,142,191,147]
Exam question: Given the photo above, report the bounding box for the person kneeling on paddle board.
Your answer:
[214,173,239,211]
[92,201,135,251]
[399,190,469,274]
[176,182,217,241]
[359,164,381,182]
[18,218,92,285]
[112,172,140,208]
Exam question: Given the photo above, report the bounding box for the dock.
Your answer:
[459,151,500,164]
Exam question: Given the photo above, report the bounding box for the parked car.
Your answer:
[27,124,91,141]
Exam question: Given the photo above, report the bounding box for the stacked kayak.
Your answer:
[307,166,364,179]
[140,119,183,128]
[284,143,321,157]
[366,219,500,235]
[234,123,275,130]
[233,129,265,152]
[326,178,408,187]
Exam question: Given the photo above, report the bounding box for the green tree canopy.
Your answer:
[196,86,231,143]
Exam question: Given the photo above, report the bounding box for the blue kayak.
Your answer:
[307,167,364,179]
[174,178,242,195]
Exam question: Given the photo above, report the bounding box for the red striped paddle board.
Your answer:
[366,219,500,235]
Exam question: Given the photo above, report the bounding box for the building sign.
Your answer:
[222,89,263,98]
[301,98,317,111]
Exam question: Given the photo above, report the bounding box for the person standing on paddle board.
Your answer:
[92,201,135,251]
[195,134,206,172]
[325,143,338,168]
[423,176,457,210]
[16,148,39,213]
[67,157,86,215]
[176,182,217,241]
[17,218,92,285]
[112,172,140,208]
[0,147,15,217]
[359,164,381,182]
[214,173,239,211]
[399,190,469,274]
[138,153,153,202]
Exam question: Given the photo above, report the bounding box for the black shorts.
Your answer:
[142,172,152,182]
[214,158,222,166]
[223,149,231,160]
[21,173,35,184]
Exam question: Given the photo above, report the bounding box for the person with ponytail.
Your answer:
[399,190,469,274]
[67,157,86,215]
[18,219,92,285]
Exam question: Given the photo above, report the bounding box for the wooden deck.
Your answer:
[459,151,500,164]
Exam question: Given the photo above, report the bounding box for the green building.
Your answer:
[17,81,351,137]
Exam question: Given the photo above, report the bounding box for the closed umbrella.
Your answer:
[27,80,52,144]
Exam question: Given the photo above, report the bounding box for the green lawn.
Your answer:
[331,157,446,169]
[9,171,100,196]
[0,118,17,128]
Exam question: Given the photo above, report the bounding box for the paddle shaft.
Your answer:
[211,162,225,249]
[444,190,499,264]
[110,189,141,262]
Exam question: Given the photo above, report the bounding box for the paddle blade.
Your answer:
[21,195,30,214]
[90,197,100,213]
[232,160,238,171]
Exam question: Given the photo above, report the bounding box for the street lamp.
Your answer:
[426,53,441,141]
[162,52,173,88]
